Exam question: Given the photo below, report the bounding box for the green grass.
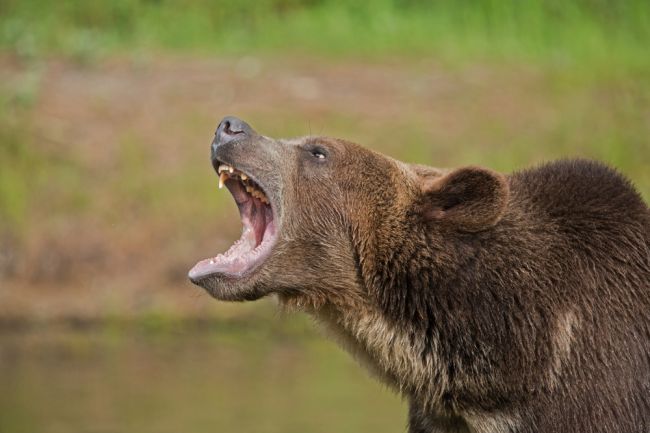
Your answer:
[1,0,649,71]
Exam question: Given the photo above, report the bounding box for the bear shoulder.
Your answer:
[510,159,648,224]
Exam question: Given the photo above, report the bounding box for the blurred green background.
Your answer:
[0,1,649,432]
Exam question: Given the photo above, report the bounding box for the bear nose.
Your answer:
[213,116,257,149]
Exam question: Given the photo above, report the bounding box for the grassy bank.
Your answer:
[1,0,649,71]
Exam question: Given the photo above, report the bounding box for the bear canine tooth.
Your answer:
[219,172,228,189]
[241,174,248,180]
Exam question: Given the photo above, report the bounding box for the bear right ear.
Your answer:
[418,166,509,232]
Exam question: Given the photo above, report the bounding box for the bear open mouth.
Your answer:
[189,161,277,280]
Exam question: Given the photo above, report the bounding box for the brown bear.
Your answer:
[189,116,650,433]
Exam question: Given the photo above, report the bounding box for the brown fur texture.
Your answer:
[191,117,650,433]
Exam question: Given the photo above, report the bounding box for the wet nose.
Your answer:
[213,116,257,150]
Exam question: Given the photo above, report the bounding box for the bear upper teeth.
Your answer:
[217,163,269,204]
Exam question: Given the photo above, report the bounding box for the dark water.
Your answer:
[0,322,405,433]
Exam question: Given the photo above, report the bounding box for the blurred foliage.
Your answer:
[0,86,39,229]
[0,0,649,70]
[0,76,88,234]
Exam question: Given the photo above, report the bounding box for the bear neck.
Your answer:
[335,203,529,413]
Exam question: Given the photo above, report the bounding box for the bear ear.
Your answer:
[418,166,509,232]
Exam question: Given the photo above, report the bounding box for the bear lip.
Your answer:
[188,160,278,282]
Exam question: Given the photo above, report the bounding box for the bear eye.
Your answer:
[309,147,327,160]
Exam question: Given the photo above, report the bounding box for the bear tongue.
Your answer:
[225,178,270,248]
[240,196,268,247]
[225,178,250,206]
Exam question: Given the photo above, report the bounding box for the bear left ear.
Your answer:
[418,166,509,232]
